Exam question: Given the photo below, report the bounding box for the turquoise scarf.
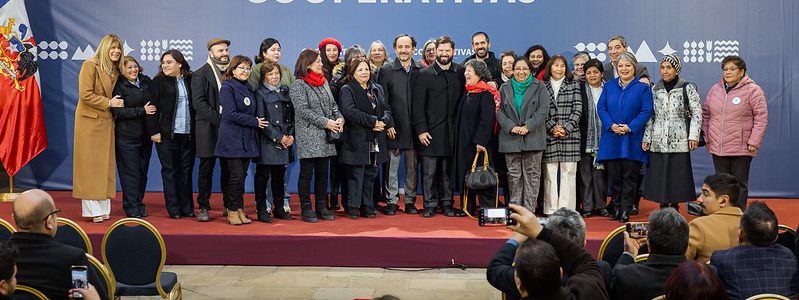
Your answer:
[511,75,533,117]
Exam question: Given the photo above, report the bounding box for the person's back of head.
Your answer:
[648,208,689,255]
[740,202,778,247]
[11,189,58,236]
[548,208,586,248]
[664,261,728,300]
[0,241,18,297]
[514,239,561,297]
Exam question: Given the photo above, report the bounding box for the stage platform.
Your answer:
[1,191,797,268]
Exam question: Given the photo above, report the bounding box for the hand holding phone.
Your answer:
[71,265,88,299]
[478,208,518,227]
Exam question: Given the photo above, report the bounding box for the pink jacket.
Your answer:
[702,76,768,157]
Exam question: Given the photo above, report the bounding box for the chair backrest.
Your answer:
[651,295,665,300]
[55,217,93,254]
[775,225,795,252]
[745,294,791,300]
[597,225,649,267]
[86,253,115,300]
[101,218,169,298]
[13,285,48,300]
[0,218,15,241]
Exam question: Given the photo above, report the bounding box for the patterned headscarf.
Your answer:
[661,54,682,75]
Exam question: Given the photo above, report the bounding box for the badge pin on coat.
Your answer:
[732,97,741,105]
[244,97,251,106]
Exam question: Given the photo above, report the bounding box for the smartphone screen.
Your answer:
[71,266,88,299]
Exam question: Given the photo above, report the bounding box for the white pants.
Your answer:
[81,199,111,217]
[543,162,577,215]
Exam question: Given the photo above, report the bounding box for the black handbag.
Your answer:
[682,83,706,147]
[464,149,497,190]
[325,130,341,144]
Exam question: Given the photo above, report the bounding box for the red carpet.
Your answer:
[1,191,797,268]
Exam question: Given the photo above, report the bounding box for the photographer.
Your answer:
[610,208,688,300]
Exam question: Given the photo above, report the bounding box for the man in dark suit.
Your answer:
[610,208,688,300]
[9,189,107,300]
[192,38,231,222]
[412,35,465,218]
[711,202,798,299]
[460,31,501,85]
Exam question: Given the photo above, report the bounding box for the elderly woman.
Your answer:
[368,40,389,71]
[339,58,393,219]
[572,51,590,81]
[419,39,436,67]
[702,55,767,208]
[643,54,702,211]
[576,59,608,218]
[450,59,498,215]
[497,57,549,213]
[523,44,550,80]
[216,55,266,225]
[498,51,516,87]
[542,55,582,216]
[248,37,294,90]
[112,55,155,218]
[75,34,123,222]
[597,52,653,223]
[290,49,344,223]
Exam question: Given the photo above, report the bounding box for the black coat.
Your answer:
[255,84,294,165]
[146,74,195,139]
[10,232,108,300]
[377,58,423,150]
[338,81,393,166]
[610,253,685,300]
[412,62,465,157]
[462,51,502,83]
[450,90,495,192]
[191,64,222,157]
[112,74,152,139]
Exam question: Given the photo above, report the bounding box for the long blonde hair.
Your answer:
[93,34,122,75]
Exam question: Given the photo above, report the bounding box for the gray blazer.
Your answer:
[289,80,342,159]
[496,78,550,153]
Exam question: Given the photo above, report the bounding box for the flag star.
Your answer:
[6,43,18,55]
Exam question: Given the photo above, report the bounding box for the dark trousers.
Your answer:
[197,156,230,210]
[347,163,378,209]
[298,157,330,210]
[254,164,286,213]
[222,158,249,211]
[605,159,642,214]
[578,154,607,212]
[712,155,753,208]
[463,187,496,214]
[421,156,452,208]
[155,134,195,216]
[115,134,152,216]
[329,158,348,205]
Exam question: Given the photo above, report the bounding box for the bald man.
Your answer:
[9,189,107,300]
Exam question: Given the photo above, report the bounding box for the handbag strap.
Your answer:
[470,148,491,172]
[462,180,500,220]
[682,83,692,135]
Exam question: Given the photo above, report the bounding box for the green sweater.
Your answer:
[248,62,294,90]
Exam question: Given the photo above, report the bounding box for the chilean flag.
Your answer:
[0,0,47,177]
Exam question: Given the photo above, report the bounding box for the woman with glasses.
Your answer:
[215,55,267,225]
[702,55,768,208]
[419,39,436,67]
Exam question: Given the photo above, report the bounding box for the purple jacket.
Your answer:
[702,76,768,157]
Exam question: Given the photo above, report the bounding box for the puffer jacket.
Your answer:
[702,76,768,157]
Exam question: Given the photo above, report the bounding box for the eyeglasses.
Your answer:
[237,66,253,72]
[514,67,530,71]
[42,208,61,221]
[425,48,436,53]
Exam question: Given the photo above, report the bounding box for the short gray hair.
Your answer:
[617,52,638,69]
[547,208,586,247]
[647,208,689,255]
[344,44,365,65]
[608,35,628,48]
[573,51,590,62]
[464,59,492,82]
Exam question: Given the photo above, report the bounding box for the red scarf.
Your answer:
[300,71,326,86]
[465,81,501,134]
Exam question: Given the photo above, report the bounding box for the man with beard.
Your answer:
[412,36,466,218]
[461,31,501,85]
[377,34,424,215]
[191,38,231,222]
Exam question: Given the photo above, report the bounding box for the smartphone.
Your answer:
[626,222,648,239]
[478,208,518,227]
[687,201,705,216]
[71,265,88,299]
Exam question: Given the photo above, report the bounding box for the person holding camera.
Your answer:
[685,173,744,263]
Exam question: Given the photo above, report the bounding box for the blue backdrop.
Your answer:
[16,0,799,198]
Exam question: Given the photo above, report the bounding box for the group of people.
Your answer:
[72,31,768,225]
[488,173,797,300]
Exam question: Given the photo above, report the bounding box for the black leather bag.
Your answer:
[325,130,341,144]
[464,149,497,190]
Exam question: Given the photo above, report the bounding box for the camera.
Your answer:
[71,265,88,298]
[625,222,648,239]
[478,208,518,227]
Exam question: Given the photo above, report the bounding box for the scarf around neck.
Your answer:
[511,75,533,116]
[466,80,501,134]
[207,56,224,92]
[301,71,327,86]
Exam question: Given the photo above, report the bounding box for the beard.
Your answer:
[436,55,452,65]
[475,48,487,58]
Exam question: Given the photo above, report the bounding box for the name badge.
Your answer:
[732,97,741,105]
[244,97,251,106]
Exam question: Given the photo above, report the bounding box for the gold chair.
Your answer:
[651,295,665,300]
[86,253,116,300]
[55,217,93,254]
[13,285,49,300]
[775,225,796,251]
[745,294,791,300]
[634,254,650,263]
[0,217,14,241]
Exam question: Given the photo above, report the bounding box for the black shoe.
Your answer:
[619,212,630,223]
[404,203,418,214]
[631,205,639,215]
[597,209,610,217]
[383,204,398,215]
[443,206,456,217]
[581,211,593,218]
[347,208,360,219]
[364,206,377,219]
[329,194,340,211]
[316,201,335,221]
[422,207,436,218]
[182,213,196,218]
[197,209,210,222]
[257,210,273,223]
[612,210,622,221]
[273,210,293,220]
[301,209,318,223]
[453,209,467,217]
[169,214,181,219]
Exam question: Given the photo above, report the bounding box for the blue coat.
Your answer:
[596,77,653,163]
[215,79,260,158]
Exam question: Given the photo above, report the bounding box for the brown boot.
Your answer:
[227,210,242,225]
[237,209,252,224]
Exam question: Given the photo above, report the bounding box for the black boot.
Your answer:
[619,211,630,223]
[257,210,273,223]
[329,193,340,211]
[316,201,335,221]
[631,204,640,215]
[300,201,318,223]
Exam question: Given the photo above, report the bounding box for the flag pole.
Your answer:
[0,175,18,202]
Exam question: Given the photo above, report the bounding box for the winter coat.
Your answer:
[247,62,294,91]
[338,81,393,166]
[214,79,260,158]
[702,76,768,157]
[643,78,702,153]
[597,77,653,163]
[497,78,550,153]
[544,78,582,163]
[412,62,465,157]
[191,63,223,158]
[111,74,152,139]
[577,80,602,154]
[146,74,195,139]
[461,51,502,83]
[377,58,423,149]
[255,84,294,165]
[450,90,496,192]
[289,79,341,159]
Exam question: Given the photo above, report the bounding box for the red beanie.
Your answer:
[318,37,342,53]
